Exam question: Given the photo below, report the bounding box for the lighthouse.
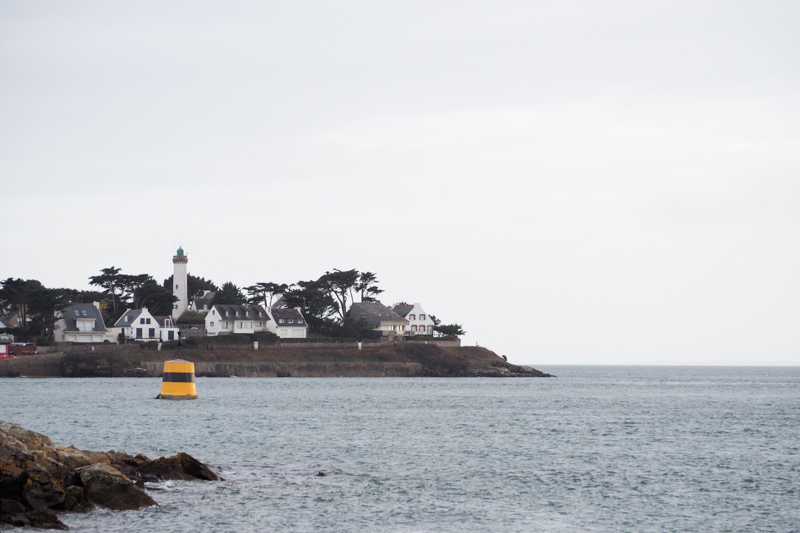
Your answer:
[172,246,188,320]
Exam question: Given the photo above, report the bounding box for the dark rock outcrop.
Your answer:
[0,421,221,530]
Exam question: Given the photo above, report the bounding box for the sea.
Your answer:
[1,366,798,532]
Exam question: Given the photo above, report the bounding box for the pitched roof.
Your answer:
[114,309,143,327]
[61,303,109,333]
[153,316,174,328]
[0,316,12,329]
[192,291,216,310]
[271,308,306,327]
[349,302,409,326]
[392,304,414,318]
[210,304,269,320]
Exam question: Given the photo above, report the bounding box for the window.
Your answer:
[255,321,261,327]
[412,325,417,332]
[279,319,284,324]
[236,311,240,317]
[81,310,88,316]
[409,314,416,321]
[73,310,80,316]
[239,322,243,329]
[212,309,216,315]
[136,328,142,339]
[210,322,215,327]
[246,311,250,317]
[146,318,151,324]
[226,311,230,316]
[288,319,293,323]
[124,316,128,323]
[420,314,425,320]
[148,328,155,338]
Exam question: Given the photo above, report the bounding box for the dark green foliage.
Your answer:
[132,279,177,316]
[176,310,206,324]
[0,278,71,341]
[163,274,219,298]
[245,282,287,308]
[434,324,465,337]
[210,282,246,305]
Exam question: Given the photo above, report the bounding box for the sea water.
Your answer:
[1,366,798,532]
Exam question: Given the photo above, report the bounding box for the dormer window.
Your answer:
[288,319,293,323]
[124,316,128,323]
[226,311,230,316]
[246,311,250,317]
[279,319,284,323]
[235,311,240,317]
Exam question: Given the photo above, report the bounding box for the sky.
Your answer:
[2,1,798,365]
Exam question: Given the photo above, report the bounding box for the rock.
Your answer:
[139,452,221,482]
[77,464,156,510]
[1,421,220,530]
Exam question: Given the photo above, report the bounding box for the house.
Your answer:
[205,304,271,336]
[189,290,216,313]
[267,308,308,339]
[114,308,180,342]
[392,303,435,336]
[54,303,116,343]
[349,302,408,336]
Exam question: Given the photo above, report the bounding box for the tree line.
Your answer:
[0,267,464,343]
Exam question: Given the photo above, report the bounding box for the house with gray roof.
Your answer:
[114,308,179,342]
[392,302,435,336]
[205,304,271,336]
[54,303,116,343]
[189,290,216,313]
[349,302,409,336]
[267,308,308,339]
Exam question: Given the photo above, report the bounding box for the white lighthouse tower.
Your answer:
[172,246,188,320]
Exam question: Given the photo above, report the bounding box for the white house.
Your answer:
[392,303,435,336]
[205,304,271,336]
[349,302,408,336]
[267,308,308,338]
[54,303,116,343]
[114,308,180,342]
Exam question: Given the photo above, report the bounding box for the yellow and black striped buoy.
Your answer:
[155,359,198,400]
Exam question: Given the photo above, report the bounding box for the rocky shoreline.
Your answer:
[0,421,220,530]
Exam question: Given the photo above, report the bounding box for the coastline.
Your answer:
[0,345,553,378]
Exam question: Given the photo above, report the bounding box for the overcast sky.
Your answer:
[2,1,798,365]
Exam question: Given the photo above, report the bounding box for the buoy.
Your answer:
[155,359,198,400]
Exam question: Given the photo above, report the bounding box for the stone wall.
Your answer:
[142,360,423,378]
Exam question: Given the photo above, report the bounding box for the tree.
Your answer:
[133,279,177,316]
[210,282,246,305]
[0,278,71,342]
[281,279,338,334]
[162,274,218,299]
[354,271,383,303]
[245,282,288,309]
[434,324,466,337]
[318,269,360,321]
[88,267,124,313]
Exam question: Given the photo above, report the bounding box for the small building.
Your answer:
[54,303,116,343]
[392,303,435,336]
[114,308,180,342]
[267,308,308,339]
[205,304,271,336]
[349,302,408,336]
